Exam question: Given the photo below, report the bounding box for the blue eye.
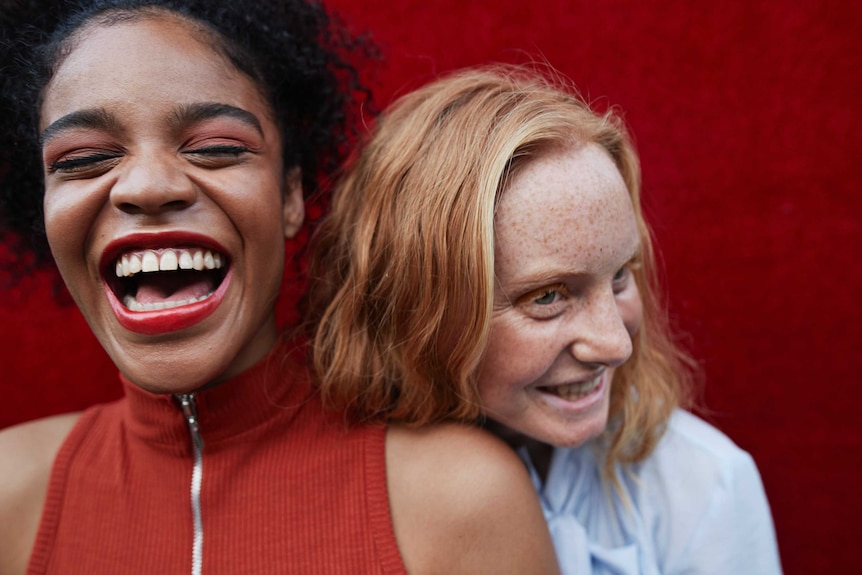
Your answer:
[612,266,631,294]
[523,283,568,307]
[533,289,561,305]
[512,283,570,320]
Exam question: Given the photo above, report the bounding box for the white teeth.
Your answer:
[129,254,142,275]
[113,248,225,278]
[141,252,159,273]
[193,251,204,271]
[159,250,178,271]
[122,291,214,312]
[546,375,603,401]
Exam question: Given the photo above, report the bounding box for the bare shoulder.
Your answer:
[387,423,559,575]
[0,413,80,575]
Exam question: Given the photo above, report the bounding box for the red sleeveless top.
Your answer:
[27,343,406,574]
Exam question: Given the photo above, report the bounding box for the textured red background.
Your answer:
[1,1,859,572]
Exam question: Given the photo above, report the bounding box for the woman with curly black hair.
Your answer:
[0,2,559,574]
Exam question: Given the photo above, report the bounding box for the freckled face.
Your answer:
[40,16,304,393]
[477,144,643,448]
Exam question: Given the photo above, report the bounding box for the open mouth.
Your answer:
[538,372,605,401]
[107,247,228,312]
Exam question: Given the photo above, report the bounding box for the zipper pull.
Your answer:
[177,393,204,452]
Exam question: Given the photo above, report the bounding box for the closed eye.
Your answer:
[48,151,122,176]
[186,144,248,155]
[182,144,250,168]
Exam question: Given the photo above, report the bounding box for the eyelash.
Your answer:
[531,284,567,306]
[184,144,249,156]
[613,261,641,294]
[515,263,638,318]
[612,267,628,290]
[513,283,570,319]
[181,143,251,168]
[46,142,250,175]
[49,152,121,174]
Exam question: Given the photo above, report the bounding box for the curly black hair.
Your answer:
[0,0,375,281]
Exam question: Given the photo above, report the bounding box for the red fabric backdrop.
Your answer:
[1,1,859,572]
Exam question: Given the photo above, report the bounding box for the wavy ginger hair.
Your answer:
[308,65,692,470]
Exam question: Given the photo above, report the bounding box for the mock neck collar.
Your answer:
[118,339,314,451]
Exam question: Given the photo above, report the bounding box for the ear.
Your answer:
[282,167,305,239]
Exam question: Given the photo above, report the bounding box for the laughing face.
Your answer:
[39,15,304,393]
[477,143,643,448]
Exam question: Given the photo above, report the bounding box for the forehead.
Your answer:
[41,15,267,129]
[494,143,639,276]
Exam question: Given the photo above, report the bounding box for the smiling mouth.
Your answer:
[107,247,227,312]
[539,373,604,401]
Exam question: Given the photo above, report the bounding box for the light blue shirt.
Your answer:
[522,410,783,574]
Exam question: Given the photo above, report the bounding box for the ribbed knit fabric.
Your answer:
[26,342,407,574]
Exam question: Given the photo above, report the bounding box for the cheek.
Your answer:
[43,194,108,314]
[476,317,546,398]
[44,185,101,266]
[476,322,517,401]
[223,172,286,239]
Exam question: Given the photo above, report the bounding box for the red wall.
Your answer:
[1,1,859,572]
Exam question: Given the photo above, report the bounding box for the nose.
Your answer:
[568,288,633,368]
[110,150,196,214]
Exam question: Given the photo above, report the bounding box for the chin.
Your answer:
[110,344,222,394]
[543,417,609,449]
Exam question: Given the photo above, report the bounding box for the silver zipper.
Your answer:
[178,393,204,575]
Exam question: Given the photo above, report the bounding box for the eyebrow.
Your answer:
[40,108,122,145]
[171,102,263,136]
[497,241,643,294]
[39,102,264,146]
